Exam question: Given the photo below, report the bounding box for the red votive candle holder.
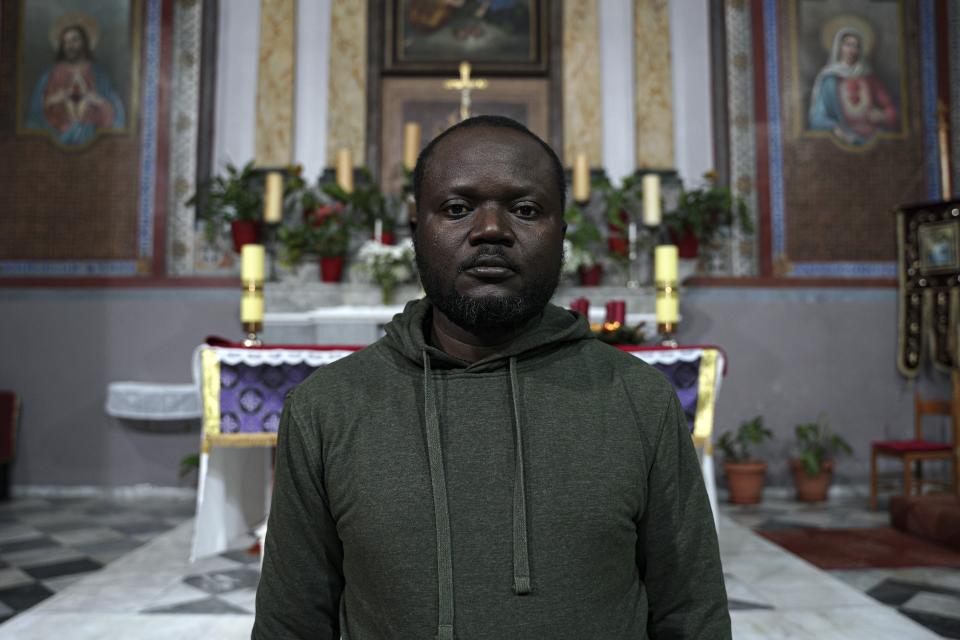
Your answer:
[570,297,590,318]
[605,300,626,325]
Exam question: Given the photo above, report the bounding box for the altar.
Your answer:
[262,281,661,344]
[189,337,724,561]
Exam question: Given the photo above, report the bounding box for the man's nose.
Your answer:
[467,204,515,245]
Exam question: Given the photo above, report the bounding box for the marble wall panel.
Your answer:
[255,0,297,166]
[562,0,602,166]
[634,0,675,169]
[326,0,367,167]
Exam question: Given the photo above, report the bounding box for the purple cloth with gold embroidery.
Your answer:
[216,352,704,435]
[218,363,314,434]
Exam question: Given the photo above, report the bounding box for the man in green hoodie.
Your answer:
[254,116,730,639]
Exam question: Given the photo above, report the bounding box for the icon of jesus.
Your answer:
[26,14,125,147]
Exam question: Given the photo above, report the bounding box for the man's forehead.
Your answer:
[427,127,553,175]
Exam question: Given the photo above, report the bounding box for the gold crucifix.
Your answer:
[443,61,488,121]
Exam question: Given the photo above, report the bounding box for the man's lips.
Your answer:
[460,255,517,281]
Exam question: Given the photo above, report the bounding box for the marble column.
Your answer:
[562,0,602,166]
[326,0,367,167]
[255,0,297,166]
[634,0,675,169]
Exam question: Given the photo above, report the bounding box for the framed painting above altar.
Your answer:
[384,0,548,74]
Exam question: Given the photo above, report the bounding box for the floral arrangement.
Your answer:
[356,238,417,303]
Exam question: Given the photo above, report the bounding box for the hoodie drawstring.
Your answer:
[508,356,532,595]
[420,351,534,640]
[422,351,455,640]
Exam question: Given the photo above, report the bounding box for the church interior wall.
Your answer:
[0,0,952,492]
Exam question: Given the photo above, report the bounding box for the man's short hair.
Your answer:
[412,115,567,214]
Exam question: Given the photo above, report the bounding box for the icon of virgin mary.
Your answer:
[26,12,125,147]
[808,18,898,147]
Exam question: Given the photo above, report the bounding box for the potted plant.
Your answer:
[322,167,395,244]
[188,161,264,252]
[790,415,853,502]
[277,204,350,282]
[717,416,774,504]
[563,204,603,285]
[663,171,752,258]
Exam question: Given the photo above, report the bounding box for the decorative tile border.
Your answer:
[724,0,759,277]
[167,0,203,276]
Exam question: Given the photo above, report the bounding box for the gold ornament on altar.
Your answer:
[443,61,488,121]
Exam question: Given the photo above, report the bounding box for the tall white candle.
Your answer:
[654,244,679,325]
[336,148,353,193]
[240,244,265,282]
[573,153,590,202]
[643,173,661,226]
[263,172,283,223]
[403,122,421,171]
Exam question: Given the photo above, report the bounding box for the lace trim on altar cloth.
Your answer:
[204,347,360,367]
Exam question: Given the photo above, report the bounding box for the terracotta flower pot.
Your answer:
[230,220,261,253]
[319,256,345,283]
[790,458,834,502]
[724,461,767,504]
[578,264,602,286]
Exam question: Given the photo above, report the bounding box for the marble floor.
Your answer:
[0,493,954,638]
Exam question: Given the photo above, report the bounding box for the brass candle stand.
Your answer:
[241,279,264,346]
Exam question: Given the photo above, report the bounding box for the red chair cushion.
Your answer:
[874,439,952,453]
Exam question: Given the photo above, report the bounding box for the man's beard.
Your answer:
[415,244,562,333]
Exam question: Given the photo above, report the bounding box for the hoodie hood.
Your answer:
[382,297,594,371]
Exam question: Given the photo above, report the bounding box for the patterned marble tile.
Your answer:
[143,596,249,615]
[731,605,941,639]
[22,559,102,581]
[0,568,34,591]
[902,590,960,619]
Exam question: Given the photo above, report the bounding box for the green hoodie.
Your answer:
[253,298,730,639]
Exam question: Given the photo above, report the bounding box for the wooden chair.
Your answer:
[870,389,957,510]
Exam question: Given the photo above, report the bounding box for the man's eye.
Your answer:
[514,205,539,218]
[444,203,470,216]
